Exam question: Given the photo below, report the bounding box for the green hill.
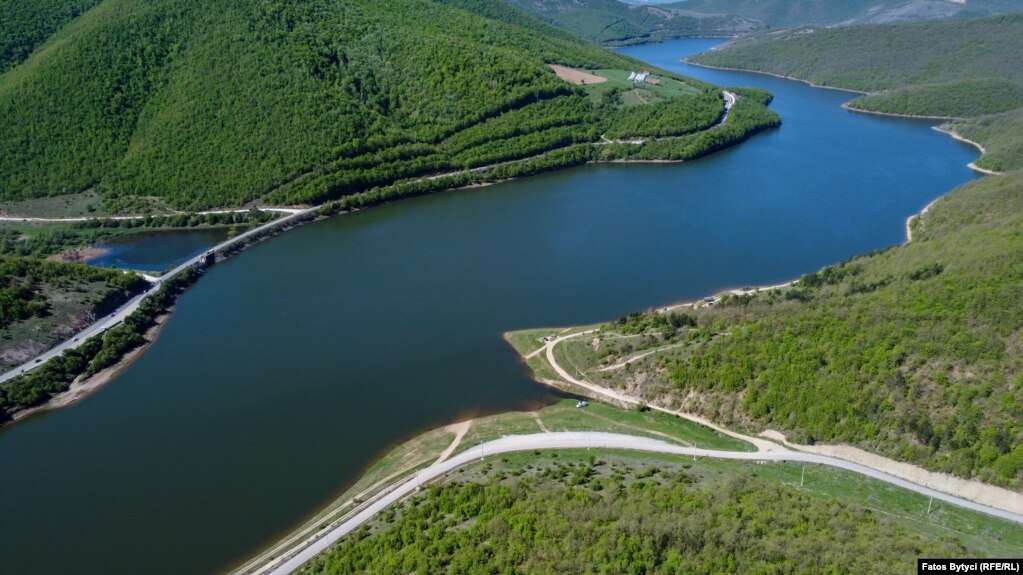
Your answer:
[688,14,1023,172]
[0,0,601,209]
[0,0,779,212]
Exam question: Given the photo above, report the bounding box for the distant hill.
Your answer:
[509,0,1023,45]
[653,0,1023,27]
[505,0,763,44]
[688,14,1023,172]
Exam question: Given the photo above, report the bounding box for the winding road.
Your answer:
[257,431,1023,575]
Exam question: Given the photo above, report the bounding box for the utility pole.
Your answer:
[800,465,805,488]
[692,443,697,461]
[927,497,933,515]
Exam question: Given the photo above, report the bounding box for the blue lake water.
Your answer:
[87,228,230,272]
[0,39,980,575]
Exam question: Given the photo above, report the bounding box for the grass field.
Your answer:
[581,68,704,105]
[454,398,754,455]
[0,191,172,218]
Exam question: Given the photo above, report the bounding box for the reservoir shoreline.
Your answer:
[0,38,985,575]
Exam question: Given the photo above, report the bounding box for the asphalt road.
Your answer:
[261,431,1023,575]
[0,206,318,385]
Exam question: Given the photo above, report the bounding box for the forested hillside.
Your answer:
[0,0,774,212]
[0,0,102,73]
[688,15,1023,171]
[540,171,1023,489]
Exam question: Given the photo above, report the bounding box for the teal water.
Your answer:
[0,39,980,575]
[87,228,230,272]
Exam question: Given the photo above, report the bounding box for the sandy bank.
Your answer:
[932,125,1002,175]
[8,314,170,425]
[48,245,112,264]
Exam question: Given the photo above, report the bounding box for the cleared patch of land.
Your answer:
[547,64,607,85]
[581,68,704,105]
[0,191,171,218]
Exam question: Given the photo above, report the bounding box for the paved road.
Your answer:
[0,207,302,223]
[0,207,318,384]
[261,431,1023,575]
[721,90,736,122]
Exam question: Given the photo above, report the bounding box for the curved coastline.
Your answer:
[1,209,322,427]
[682,60,866,94]
[227,46,1008,575]
[840,101,957,121]
[8,315,170,424]
[2,103,773,426]
[233,182,987,575]
[685,60,1001,176]
[932,125,1002,175]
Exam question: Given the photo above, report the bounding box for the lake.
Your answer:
[0,39,979,575]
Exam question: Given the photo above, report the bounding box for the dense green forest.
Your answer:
[688,15,1023,171]
[301,454,982,575]
[0,0,771,212]
[562,171,1023,488]
[0,0,102,73]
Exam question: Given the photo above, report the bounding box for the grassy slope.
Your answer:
[300,452,1023,574]
[688,15,1023,171]
[519,172,1023,489]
